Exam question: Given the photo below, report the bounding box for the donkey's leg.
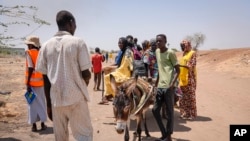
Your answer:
[124,125,130,141]
[143,110,151,137]
[135,115,142,141]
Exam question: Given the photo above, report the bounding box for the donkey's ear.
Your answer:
[110,74,118,93]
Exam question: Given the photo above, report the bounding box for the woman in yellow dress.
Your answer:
[109,52,113,63]
[101,37,134,103]
[179,40,197,120]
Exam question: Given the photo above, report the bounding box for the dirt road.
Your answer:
[1,48,250,141]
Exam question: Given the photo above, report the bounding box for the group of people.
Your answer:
[24,10,197,141]
[97,34,197,141]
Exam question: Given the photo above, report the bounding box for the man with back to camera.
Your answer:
[91,47,105,91]
[36,10,93,141]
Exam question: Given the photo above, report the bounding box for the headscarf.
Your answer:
[116,37,128,67]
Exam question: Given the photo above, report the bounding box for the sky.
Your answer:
[1,0,250,51]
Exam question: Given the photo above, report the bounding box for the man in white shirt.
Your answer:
[36,10,93,141]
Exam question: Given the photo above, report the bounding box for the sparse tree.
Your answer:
[0,5,50,48]
[185,32,206,50]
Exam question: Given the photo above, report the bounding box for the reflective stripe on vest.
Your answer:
[25,49,44,87]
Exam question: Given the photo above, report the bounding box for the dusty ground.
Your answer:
[0,48,250,141]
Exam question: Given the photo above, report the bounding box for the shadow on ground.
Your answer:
[0,138,21,141]
[39,126,54,135]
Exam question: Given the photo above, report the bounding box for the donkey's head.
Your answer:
[110,74,136,134]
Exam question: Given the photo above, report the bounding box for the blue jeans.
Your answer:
[152,88,174,137]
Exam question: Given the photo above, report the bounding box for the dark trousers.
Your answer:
[152,88,174,137]
[94,72,101,89]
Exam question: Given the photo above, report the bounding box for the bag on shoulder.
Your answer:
[132,59,147,77]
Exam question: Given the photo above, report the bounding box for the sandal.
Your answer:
[106,95,113,101]
[98,97,109,104]
[187,116,194,120]
[179,115,185,119]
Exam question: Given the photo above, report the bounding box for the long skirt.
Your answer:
[179,81,197,118]
[27,86,47,124]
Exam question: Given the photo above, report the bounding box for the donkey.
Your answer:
[110,74,155,141]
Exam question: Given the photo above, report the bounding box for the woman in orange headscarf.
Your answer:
[179,40,197,120]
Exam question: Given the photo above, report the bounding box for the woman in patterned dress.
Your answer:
[179,40,197,120]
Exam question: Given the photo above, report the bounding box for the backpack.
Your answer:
[132,59,147,77]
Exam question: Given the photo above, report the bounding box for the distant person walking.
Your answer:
[24,35,47,132]
[109,52,113,63]
[36,10,93,141]
[179,39,197,120]
[105,52,109,63]
[152,34,180,141]
[91,47,105,91]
